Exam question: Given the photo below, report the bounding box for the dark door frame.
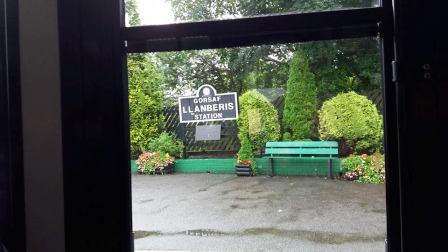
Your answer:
[57,0,401,251]
[0,0,25,251]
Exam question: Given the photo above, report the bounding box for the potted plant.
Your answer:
[235,134,255,176]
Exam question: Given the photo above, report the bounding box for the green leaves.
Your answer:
[237,134,255,169]
[237,90,280,155]
[156,45,291,95]
[128,54,165,158]
[283,49,317,140]
[148,132,184,158]
[157,0,381,100]
[318,91,383,154]
[125,0,141,26]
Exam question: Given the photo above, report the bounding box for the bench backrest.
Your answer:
[265,141,338,157]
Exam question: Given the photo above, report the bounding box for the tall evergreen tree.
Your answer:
[283,49,317,140]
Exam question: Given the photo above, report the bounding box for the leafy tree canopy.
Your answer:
[157,0,380,99]
[167,0,374,20]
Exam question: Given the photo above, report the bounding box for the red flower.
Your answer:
[361,154,368,159]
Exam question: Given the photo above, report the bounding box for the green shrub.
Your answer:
[237,133,256,171]
[282,132,292,141]
[128,56,165,158]
[148,132,184,158]
[283,49,317,140]
[343,153,385,184]
[318,91,383,154]
[237,90,280,154]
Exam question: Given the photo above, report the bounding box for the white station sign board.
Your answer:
[178,85,238,123]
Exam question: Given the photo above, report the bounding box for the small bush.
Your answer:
[318,91,383,154]
[237,90,280,154]
[148,132,184,158]
[343,153,385,184]
[237,133,255,166]
[283,49,317,140]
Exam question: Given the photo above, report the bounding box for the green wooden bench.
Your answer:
[264,141,339,177]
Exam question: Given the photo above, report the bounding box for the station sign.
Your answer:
[178,85,238,123]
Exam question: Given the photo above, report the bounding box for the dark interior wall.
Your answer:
[394,0,448,250]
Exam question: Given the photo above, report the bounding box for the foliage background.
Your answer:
[157,0,381,101]
[125,0,383,158]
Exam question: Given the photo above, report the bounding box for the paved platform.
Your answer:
[132,174,386,251]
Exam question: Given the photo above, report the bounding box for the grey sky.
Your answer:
[136,0,174,25]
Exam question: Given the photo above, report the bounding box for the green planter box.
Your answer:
[131,158,343,176]
[131,160,138,173]
[235,164,253,176]
[174,158,237,174]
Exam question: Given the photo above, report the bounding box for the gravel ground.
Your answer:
[132,174,386,252]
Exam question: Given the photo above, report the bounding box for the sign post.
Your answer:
[178,85,238,123]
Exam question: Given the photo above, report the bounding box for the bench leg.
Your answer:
[327,159,333,179]
[269,158,274,177]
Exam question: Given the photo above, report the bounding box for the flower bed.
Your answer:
[136,151,175,175]
[343,153,385,184]
[135,132,184,175]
